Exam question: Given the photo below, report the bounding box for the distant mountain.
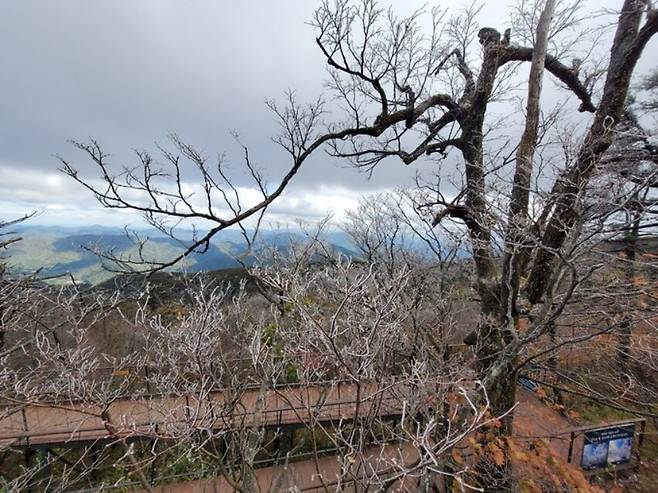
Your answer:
[95,267,259,305]
[6,225,358,284]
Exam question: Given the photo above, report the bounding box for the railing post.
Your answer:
[636,419,646,466]
[276,427,294,459]
[144,365,152,395]
[567,431,575,463]
[21,407,29,448]
[24,448,37,492]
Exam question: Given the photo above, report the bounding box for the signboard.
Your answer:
[581,424,635,470]
[518,376,539,393]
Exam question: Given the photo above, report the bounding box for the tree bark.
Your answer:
[500,0,557,324]
[618,205,641,370]
[526,0,658,304]
[476,3,557,490]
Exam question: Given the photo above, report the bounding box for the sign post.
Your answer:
[581,424,635,470]
[567,418,646,474]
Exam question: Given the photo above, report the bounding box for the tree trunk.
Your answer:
[501,0,557,323]
[526,0,658,304]
[618,206,640,370]
[472,308,519,491]
[475,5,557,490]
[547,321,564,405]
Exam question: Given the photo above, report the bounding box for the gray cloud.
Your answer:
[1,0,655,225]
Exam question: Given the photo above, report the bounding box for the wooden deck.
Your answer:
[0,381,411,448]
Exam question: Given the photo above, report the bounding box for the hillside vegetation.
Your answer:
[6,226,356,284]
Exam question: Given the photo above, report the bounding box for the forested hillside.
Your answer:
[7,226,357,283]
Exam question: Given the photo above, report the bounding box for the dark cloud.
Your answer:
[0,0,421,191]
[0,0,654,225]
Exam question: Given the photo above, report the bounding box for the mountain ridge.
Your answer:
[6,225,358,284]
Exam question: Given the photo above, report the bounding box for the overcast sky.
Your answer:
[1,0,654,228]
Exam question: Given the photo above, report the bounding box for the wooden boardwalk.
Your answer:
[0,382,590,492]
[0,381,409,448]
[132,442,429,493]
[127,390,579,493]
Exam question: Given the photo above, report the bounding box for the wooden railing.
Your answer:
[0,380,418,447]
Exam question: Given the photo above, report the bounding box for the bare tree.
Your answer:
[636,66,658,114]
[53,0,658,489]
[1,239,503,492]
